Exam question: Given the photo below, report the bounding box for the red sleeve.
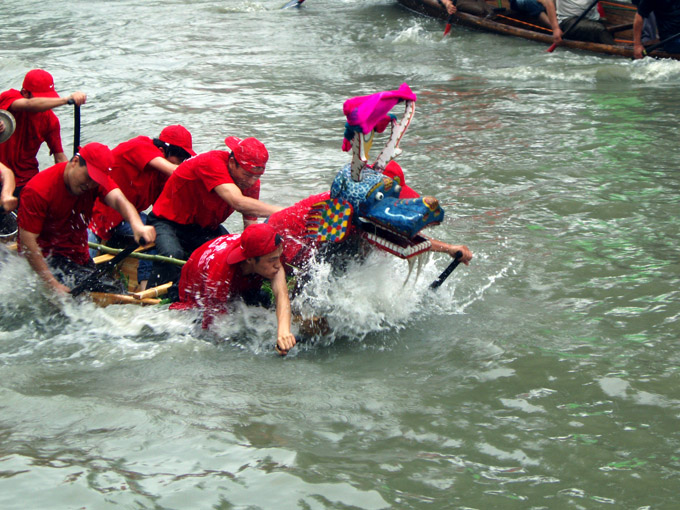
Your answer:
[128,138,163,169]
[0,89,21,110]
[97,174,120,199]
[17,185,48,235]
[198,153,232,192]
[43,111,64,156]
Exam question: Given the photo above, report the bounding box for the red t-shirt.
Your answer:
[170,234,264,327]
[152,150,259,229]
[0,89,64,187]
[17,162,118,265]
[89,136,166,240]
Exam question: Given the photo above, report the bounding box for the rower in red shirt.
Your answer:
[18,142,156,295]
[88,125,196,290]
[170,223,296,354]
[147,136,284,289]
[0,69,87,197]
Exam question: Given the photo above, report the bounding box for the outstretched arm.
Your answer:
[103,188,156,245]
[9,91,87,113]
[147,156,179,177]
[19,228,71,294]
[427,237,473,265]
[271,267,296,355]
[538,0,563,45]
[214,182,283,218]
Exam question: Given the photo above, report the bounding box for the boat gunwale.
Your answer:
[396,0,679,60]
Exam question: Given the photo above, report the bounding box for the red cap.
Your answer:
[78,142,114,187]
[383,161,420,199]
[226,223,279,265]
[22,69,59,98]
[224,136,268,174]
[159,124,196,156]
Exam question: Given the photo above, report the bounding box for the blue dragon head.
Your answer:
[325,83,446,258]
[329,163,444,259]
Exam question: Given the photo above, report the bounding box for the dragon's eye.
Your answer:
[375,191,384,201]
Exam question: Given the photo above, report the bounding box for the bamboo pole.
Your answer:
[131,282,173,300]
[89,242,186,266]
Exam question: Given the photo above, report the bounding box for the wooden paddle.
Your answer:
[546,0,600,53]
[430,250,463,290]
[70,244,137,297]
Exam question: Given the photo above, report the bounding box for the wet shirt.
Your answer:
[18,162,118,265]
[152,150,260,229]
[0,89,64,187]
[556,0,601,22]
[170,234,264,327]
[638,0,680,40]
[89,136,166,240]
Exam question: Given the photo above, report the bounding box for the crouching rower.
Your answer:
[170,223,296,355]
[17,142,156,295]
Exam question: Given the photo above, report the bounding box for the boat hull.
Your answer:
[397,0,680,60]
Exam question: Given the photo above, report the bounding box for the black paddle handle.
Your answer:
[430,251,463,290]
[562,0,600,40]
[70,244,137,297]
[642,30,680,56]
[67,98,80,157]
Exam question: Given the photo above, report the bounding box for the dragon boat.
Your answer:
[397,0,680,60]
[1,83,450,311]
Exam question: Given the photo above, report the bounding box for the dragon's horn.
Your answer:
[373,100,415,173]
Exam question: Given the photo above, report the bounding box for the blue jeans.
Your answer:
[146,213,228,289]
[509,0,545,17]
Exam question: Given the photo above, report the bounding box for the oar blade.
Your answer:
[281,0,304,8]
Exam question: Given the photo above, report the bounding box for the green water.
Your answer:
[1,0,679,508]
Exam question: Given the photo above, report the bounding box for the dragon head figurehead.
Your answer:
[329,163,443,258]
[269,83,445,267]
[331,82,444,258]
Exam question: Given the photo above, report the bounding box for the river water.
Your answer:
[1,0,679,508]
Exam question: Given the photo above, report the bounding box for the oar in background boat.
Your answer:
[637,30,680,58]
[430,251,463,290]
[281,0,305,9]
[546,0,600,53]
[67,98,80,157]
[437,0,458,37]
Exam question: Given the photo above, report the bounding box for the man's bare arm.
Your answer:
[19,228,71,294]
